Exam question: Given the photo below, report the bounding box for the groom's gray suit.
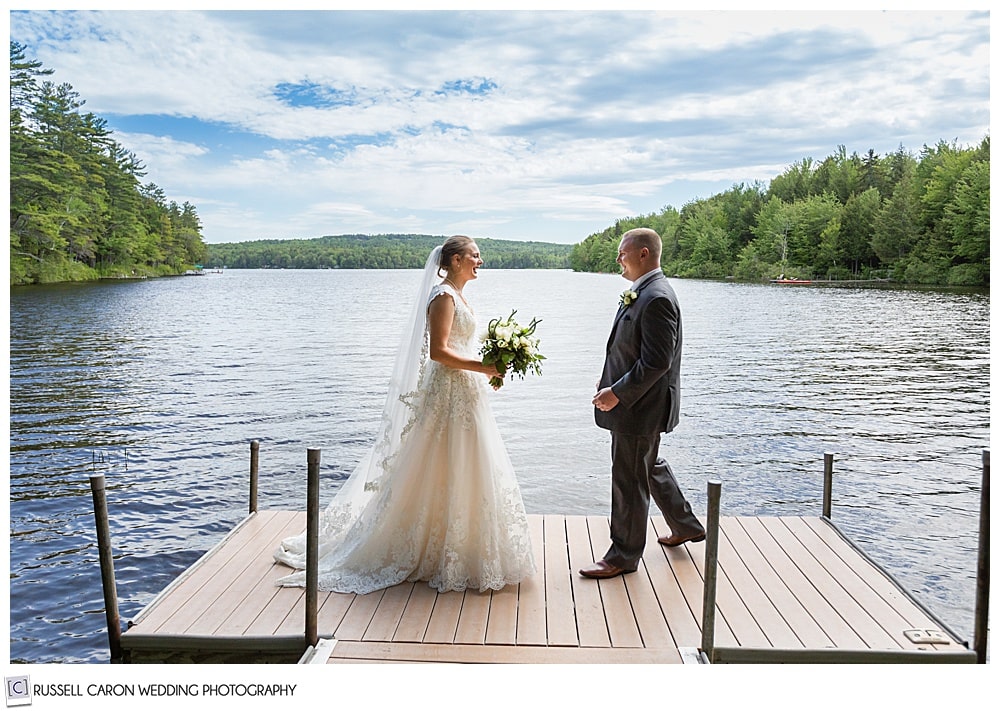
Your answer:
[595,271,704,571]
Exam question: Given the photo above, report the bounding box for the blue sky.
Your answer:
[7,5,991,245]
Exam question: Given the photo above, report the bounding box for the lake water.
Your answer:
[7,269,990,663]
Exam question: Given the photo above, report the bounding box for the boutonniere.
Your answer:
[619,289,638,308]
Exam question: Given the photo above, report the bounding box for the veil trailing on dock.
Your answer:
[355,245,443,493]
[274,246,444,571]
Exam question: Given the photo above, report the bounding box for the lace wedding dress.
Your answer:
[274,275,536,594]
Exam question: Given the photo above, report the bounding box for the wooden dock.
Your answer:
[119,511,976,664]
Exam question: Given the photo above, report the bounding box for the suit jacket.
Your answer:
[595,272,682,436]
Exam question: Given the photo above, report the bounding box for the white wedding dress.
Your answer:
[274,276,536,595]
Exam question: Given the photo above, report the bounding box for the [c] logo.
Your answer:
[5,676,31,707]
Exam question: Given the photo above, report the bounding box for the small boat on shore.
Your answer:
[770,278,812,285]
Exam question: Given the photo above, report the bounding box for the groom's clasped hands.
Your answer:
[592,384,619,412]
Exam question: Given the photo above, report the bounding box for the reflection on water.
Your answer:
[8,271,989,662]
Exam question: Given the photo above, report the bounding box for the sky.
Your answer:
[6,4,992,245]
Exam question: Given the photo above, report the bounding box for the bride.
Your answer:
[274,236,536,594]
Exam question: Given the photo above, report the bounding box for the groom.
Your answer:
[580,228,705,579]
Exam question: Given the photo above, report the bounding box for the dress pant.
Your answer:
[603,431,705,570]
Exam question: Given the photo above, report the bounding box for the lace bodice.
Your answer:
[428,283,478,356]
[409,282,485,433]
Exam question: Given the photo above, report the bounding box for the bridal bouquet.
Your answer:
[480,310,545,389]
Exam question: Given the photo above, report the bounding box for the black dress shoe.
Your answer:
[578,560,635,579]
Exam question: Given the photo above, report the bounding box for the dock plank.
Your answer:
[678,516,771,647]
[333,590,385,641]
[565,514,611,648]
[196,514,307,637]
[129,512,264,633]
[316,593,356,638]
[242,583,303,637]
[772,517,902,649]
[624,520,684,649]
[224,514,312,637]
[543,514,579,646]
[735,517,850,649]
[329,641,683,664]
[716,524,803,648]
[796,517,969,654]
[421,590,463,644]
[269,590,355,639]
[514,515,547,646]
[363,583,413,642]
[484,583,518,645]
[272,587,310,637]
[183,563,281,634]
[650,517,739,647]
[120,512,972,664]
[702,520,772,648]
[800,518,966,641]
[143,511,298,635]
[586,515,643,648]
[641,519,702,648]
[392,581,437,643]
[454,589,492,645]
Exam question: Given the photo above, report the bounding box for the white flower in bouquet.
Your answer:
[479,310,545,389]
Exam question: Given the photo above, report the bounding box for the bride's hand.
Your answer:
[482,362,504,389]
[482,362,502,378]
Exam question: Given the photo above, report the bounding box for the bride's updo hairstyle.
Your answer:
[438,235,474,276]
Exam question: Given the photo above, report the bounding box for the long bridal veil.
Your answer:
[274,246,444,571]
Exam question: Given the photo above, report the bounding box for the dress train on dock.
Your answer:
[274,273,535,594]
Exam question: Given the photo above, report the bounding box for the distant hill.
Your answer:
[205,234,573,269]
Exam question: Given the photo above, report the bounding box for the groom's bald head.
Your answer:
[621,228,662,264]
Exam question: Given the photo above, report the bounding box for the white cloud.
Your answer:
[8,8,990,243]
[113,131,209,164]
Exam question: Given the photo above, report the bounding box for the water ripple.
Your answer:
[8,272,988,662]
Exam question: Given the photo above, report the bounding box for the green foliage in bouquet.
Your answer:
[480,310,545,389]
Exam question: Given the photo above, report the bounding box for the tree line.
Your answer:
[205,234,573,269]
[571,139,989,286]
[9,42,208,285]
[12,40,986,288]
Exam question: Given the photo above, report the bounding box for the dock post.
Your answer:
[89,474,123,663]
[974,449,989,664]
[822,452,834,519]
[700,479,722,662]
[249,440,259,514]
[305,448,321,649]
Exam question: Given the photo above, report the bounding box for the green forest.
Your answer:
[571,139,989,286]
[205,234,572,269]
[10,41,988,287]
[9,42,208,285]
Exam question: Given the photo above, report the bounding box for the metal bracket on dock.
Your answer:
[679,647,709,664]
[903,629,952,645]
[299,637,338,664]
